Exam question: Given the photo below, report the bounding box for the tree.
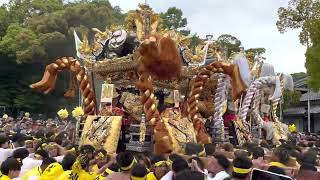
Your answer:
[291,72,307,82]
[277,0,320,89]
[189,33,202,52]
[276,0,320,46]
[0,0,124,64]
[216,34,242,58]
[0,6,10,37]
[305,44,320,89]
[245,48,266,58]
[160,7,190,35]
[283,90,302,109]
[0,0,125,116]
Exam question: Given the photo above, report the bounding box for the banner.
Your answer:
[100,84,114,113]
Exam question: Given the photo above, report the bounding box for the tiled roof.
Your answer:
[284,105,320,115]
[284,107,306,115]
[300,91,320,101]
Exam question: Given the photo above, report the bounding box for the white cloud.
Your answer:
[109,0,306,74]
[0,0,8,4]
[0,0,306,73]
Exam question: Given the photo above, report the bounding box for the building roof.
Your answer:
[300,91,320,101]
[284,105,320,115]
[284,107,306,115]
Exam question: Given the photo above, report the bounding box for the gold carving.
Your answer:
[80,116,122,153]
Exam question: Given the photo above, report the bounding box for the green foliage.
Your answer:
[189,33,202,52]
[160,7,189,35]
[245,48,266,57]
[276,0,320,46]
[0,0,125,116]
[277,0,320,89]
[291,72,307,81]
[0,24,46,63]
[0,6,10,36]
[305,44,320,89]
[6,0,64,24]
[0,0,124,64]
[283,90,302,109]
[216,34,242,58]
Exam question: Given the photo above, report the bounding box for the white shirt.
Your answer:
[0,148,14,165]
[160,170,173,180]
[54,155,64,163]
[19,157,42,177]
[207,171,230,180]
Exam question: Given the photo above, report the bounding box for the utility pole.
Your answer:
[307,89,311,133]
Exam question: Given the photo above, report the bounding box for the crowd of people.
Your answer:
[0,116,319,180]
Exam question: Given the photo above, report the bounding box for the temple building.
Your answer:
[283,76,320,134]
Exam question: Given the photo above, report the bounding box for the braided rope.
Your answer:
[187,62,247,143]
[135,74,159,125]
[252,90,264,126]
[213,73,227,141]
[238,76,276,129]
[30,57,96,119]
[271,74,288,140]
[271,74,284,122]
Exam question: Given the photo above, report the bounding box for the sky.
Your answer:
[0,0,306,73]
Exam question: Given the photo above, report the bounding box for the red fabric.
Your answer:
[223,113,236,127]
[112,106,125,116]
[263,116,269,122]
[122,118,131,126]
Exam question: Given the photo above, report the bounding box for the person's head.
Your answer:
[268,166,285,175]
[244,142,257,153]
[54,132,68,145]
[307,141,314,148]
[188,156,205,171]
[35,130,45,139]
[272,147,290,165]
[0,134,9,148]
[168,153,183,163]
[61,154,76,171]
[131,164,148,180]
[0,158,21,178]
[150,154,169,179]
[172,158,189,178]
[175,170,205,180]
[300,163,317,171]
[135,154,151,169]
[25,139,33,150]
[104,163,120,176]
[234,150,251,159]
[207,154,230,174]
[222,142,234,152]
[252,146,264,160]
[40,157,57,172]
[299,150,317,166]
[12,133,25,147]
[232,156,252,179]
[315,140,320,148]
[95,149,108,168]
[185,143,205,156]
[260,140,270,149]
[79,144,95,160]
[117,151,136,172]
[204,143,215,156]
[34,149,49,160]
[47,143,59,157]
[13,148,29,163]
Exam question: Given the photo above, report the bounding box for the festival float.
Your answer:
[30,3,294,154]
